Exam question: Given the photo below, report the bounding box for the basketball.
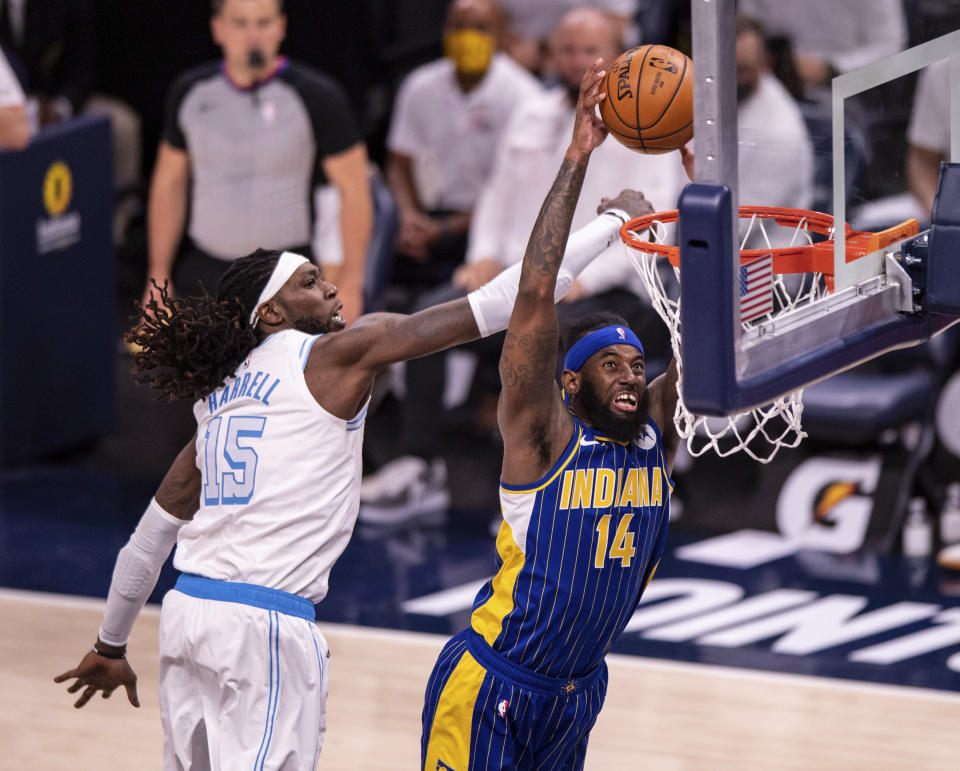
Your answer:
[599,44,694,154]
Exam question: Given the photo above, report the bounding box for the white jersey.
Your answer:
[174,329,367,603]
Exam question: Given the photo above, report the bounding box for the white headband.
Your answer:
[249,251,310,326]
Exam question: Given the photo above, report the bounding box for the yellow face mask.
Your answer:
[443,29,495,77]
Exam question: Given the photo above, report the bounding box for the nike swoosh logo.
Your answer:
[579,437,601,446]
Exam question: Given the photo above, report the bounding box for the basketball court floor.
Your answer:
[3,453,960,769]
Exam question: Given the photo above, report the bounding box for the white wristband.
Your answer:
[98,498,186,647]
[467,212,622,337]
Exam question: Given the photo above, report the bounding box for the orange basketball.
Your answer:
[599,44,693,154]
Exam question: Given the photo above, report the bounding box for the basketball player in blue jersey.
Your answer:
[421,59,680,770]
[53,61,653,768]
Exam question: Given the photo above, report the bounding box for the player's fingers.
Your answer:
[580,57,604,90]
[66,679,86,694]
[125,681,141,708]
[74,686,97,709]
[587,65,605,88]
[53,669,79,683]
[583,77,607,109]
[102,687,115,699]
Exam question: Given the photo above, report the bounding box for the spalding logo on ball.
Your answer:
[600,44,693,154]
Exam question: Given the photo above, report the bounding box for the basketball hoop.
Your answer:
[620,206,919,462]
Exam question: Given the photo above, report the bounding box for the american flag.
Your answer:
[739,253,774,322]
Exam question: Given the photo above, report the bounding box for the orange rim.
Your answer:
[620,206,919,275]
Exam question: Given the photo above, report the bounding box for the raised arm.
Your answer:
[304,301,481,418]
[647,358,681,474]
[498,61,608,484]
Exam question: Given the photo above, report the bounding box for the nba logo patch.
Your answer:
[497,699,509,718]
[616,327,626,340]
[634,425,657,450]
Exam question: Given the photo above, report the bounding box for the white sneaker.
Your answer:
[359,455,450,524]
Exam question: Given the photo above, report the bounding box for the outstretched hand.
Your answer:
[54,649,140,709]
[569,58,609,157]
[598,190,655,221]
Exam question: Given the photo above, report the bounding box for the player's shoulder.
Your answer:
[261,328,317,358]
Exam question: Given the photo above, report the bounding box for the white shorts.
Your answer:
[158,575,329,771]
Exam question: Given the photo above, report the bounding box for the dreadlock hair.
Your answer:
[127,249,282,402]
[561,310,633,355]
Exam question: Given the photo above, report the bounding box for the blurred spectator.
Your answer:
[144,0,372,322]
[359,7,685,523]
[907,57,950,216]
[384,0,542,297]
[0,45,30,149]
[0,0,142,242]
[735,15,814,212]
[498,0,638,75]
[738,0,907,98]
[465,8,684,301]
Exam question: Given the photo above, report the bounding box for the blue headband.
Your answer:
[563,325,644,372]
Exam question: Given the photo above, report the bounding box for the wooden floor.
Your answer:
[5,588,959,770]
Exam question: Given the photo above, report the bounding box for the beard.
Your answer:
[574,377,650,442]
[290,313,336,335]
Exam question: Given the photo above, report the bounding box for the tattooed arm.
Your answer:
[498,60,609,486]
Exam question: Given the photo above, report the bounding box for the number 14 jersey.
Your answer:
[472,417,673,678]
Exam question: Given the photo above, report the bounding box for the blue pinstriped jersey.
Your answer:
[470,416,672,678]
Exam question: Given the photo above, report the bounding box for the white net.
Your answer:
[624,211,832,463]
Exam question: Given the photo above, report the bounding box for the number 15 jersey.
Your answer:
[174,329,368,604]
[471,417,673,678]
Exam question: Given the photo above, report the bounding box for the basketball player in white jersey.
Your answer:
[54,64,648,769]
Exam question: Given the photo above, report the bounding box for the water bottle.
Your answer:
[903,497,932,558]
[940,483,960,546]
